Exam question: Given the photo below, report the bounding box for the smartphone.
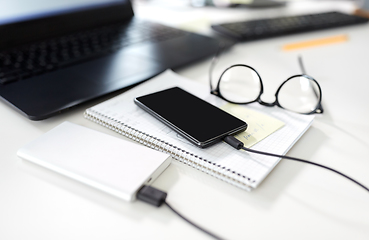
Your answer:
[134,87,247,148]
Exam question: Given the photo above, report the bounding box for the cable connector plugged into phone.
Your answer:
[223,135,244,150]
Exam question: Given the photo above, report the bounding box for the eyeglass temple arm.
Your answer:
[298,55,324,114]
[209,47,223,92]
[209,55,217,92]
[298,55,307,74]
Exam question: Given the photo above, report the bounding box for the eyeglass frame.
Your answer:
[209,55,324,115]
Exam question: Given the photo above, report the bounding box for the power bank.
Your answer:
[17,122,171,202]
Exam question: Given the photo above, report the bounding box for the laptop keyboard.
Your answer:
[211,11,368,41]
[0,20,186,85]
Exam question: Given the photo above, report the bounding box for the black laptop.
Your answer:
[0,0,222,120]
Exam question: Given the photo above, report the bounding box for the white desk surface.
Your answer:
[1,1,369,240]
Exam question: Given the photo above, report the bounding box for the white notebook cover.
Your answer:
[84,70,315,190]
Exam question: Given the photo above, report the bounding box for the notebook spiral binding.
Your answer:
[84,108,255,190]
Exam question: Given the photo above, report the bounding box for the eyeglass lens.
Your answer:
[219,66,261,103]
[218,66,321,114]
[277,76,320,114]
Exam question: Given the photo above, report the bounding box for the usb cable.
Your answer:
[223,135,369,193]
[137,185,224,240]
[137,136,368,240]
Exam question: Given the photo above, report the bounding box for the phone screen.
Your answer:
[134,87,247,148]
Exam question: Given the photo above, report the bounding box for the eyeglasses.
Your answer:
[209,52,323,115]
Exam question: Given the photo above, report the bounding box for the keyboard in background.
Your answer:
[211,11,369,41]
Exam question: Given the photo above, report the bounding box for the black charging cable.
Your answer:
[137,185,224,240]
[137,136,368,240]
[223,135,369,193]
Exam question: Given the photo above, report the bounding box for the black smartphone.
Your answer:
[134,87,247,148]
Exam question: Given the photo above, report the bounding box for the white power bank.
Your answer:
[17,122,171,202]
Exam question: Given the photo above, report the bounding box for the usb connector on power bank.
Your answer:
[137,185,167,207]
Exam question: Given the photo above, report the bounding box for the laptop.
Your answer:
[0,0,222,120]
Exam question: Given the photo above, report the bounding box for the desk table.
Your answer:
[1,1,369,239]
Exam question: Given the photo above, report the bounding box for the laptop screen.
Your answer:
[0,0,132,49]
[0,0,126,25]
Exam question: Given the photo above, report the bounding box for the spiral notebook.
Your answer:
[84,70,314,190]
